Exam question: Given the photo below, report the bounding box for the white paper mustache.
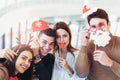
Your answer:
[90,30,111,47]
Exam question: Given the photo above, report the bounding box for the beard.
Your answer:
[90,30,111,47]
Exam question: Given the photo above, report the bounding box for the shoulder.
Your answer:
[0,64,9,80]
[46,53,55,59]
[111,35,120,43]
[43,53,55,61]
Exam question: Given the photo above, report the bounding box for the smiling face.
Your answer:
[56,29,69,49]
[38,33,55,56]
[15,50,33,74]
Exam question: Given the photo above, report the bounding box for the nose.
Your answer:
[60,37,64,42]
[45,43,50,50]
[96,26,102,31]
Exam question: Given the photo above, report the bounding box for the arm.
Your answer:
[109,39,120,77]
[93,49,120,77]
[75,28,90,77]
[110,61,120,77]
[75,46,89,78]
[0,48,17,61]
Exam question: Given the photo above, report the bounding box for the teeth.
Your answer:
[21,64,27,69]
[43,49,48,53]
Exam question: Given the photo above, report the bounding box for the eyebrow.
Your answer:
[21,55,32,59]
[43,39,54,43]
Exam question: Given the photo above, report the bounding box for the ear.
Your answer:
[107,21,111,31]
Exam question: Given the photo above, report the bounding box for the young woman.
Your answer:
[0,44,34,80]
[51,21,86,80]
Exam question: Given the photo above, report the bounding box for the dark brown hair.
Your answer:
[87,8,109,25]
[5,44,34,80]
[38,28,56,39]
[53,21,78,56]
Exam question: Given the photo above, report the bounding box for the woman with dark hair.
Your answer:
[0,44,34,80]
[51,21,86,80]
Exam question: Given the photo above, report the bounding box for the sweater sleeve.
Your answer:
[110,60,120,77]
[75,46,89,78]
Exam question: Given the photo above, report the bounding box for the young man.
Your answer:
[32,28,55,80]
[0,21,56,80]
[75,8,120,80]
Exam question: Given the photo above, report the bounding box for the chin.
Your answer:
[43,53,48,56]
[20,71,25,73]
[19,69,26,73]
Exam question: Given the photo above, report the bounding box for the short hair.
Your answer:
[87,8,109,25]
[38,28,56,39]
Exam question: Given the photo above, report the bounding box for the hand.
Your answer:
[34,58,42,64]
[59,57,68,70]
[93,50,113,67]
[0,48,17,61]
[81,28,90,46]
[59,57,73,76]
[30,39,40,56]
[59,57,72,72]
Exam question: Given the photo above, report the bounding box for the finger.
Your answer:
[7,48,17,55]
[93,57,99,61]
[59,57,64,61]
[59,60,63,66]
[59,59,63,63]
[93,52,103,59]
[6,50,16,59]
[33,40,40,48]
[4,54,13,61]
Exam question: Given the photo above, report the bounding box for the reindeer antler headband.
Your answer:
[16,33,33,45]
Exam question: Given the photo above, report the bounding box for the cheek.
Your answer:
[27,63,31,68]
[15,60,20,69]
[56,38,60,43]
[65,37,70,45]
[39,43,44,47]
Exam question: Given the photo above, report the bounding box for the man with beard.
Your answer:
[75,8,120,80]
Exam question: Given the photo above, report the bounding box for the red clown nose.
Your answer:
[32,20,49,32]
[59,43,65,48]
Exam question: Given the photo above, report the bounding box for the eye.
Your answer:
[29,59,32,63]
[91,25,96,29]
[50,42,54,46]
[90,25,97,32]
[21,56,26,60]
[99,23,104,27]
[63,34,67,37]
[42,40,47,44]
